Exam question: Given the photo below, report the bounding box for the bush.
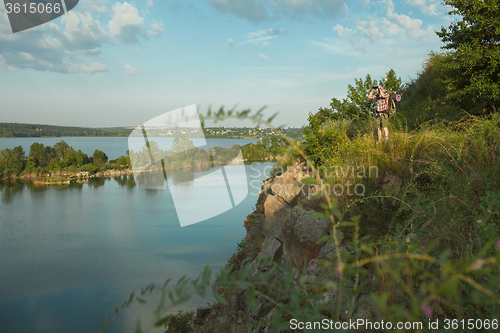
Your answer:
[163,310,194,333]
[80,163,97,173]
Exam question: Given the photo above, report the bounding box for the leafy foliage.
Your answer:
[0,140,130,179]
[436,0,500,113]
[397,51,460,128]
[163,310,195,333]
[99,106,500,333]
[316,69,402,122]
[0,146,25,178]
[319,73,378,121]
[0,122,131,138]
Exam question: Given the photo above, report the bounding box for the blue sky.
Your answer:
[0,0,456,128]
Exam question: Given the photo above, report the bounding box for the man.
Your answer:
[368,84,390,142]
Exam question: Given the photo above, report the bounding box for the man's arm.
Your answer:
[368,87,377,100]
[378,85,389,98]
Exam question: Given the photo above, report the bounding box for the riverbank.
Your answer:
[1,169,134,184]
[1,155,283,184]
[179,114,500,332]
[0,136,287,183]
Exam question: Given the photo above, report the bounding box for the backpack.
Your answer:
[385,90,400,117]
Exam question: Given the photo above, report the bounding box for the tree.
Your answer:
[45,146,57,165]
[171,132,195,154]
[29,142,47,167]
[54,140,70,159]
[92,149,108,163]
[436,0,500,113]
[75,150,90,167]
[0,146,25,177]
[325,74,378,121]
[317,70,402,121]
[382,69,403,92]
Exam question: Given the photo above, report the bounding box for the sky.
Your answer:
[0,0,457,128]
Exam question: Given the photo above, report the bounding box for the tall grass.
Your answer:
[100,109,500,333]
[300,113,500,257]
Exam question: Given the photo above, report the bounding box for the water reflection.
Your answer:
[0,162,275,333]
[0,180,24,204]
[0,161,261,206]
[134,169,166,189]
[87,178,106,189]
[114,175,136,188]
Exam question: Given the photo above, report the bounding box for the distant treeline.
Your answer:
[0,123,131,138]
[0,122,303,139]
[0,132,289,180]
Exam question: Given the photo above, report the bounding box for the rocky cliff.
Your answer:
[191,160,343,333]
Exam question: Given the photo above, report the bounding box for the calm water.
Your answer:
[0,137,259,160]
[0,138,274,333]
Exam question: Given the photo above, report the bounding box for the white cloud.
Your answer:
[247,28,286,43]
[39,36,64,50]
[385,0,433,40]
[332,24,354,38]
[356,20,382,41]
[227,28,285,50]
[257,53,268,59]
[210,0,268,22]
[381,18,400,36]
[168,2,182,12]
[0,7,115,73]
[108,2,145,43]
[80,62,109,73]
[336,0,433,43]
[442,14,455,26]
[0,55,16,71]
[0,1,160,74]
[312,38,366,56]
[20,52,34,60]
[270,0,349,19]
[405,0,439,16]
[79,0,111,13]
[359,0,370,7]
[210,0,350,21]
[148,20,164,37]
[123,64,138,75]
[61,11,109,52]
[226,38,240,48]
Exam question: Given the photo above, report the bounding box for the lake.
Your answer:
[0,137,260,160]
[0,138,274,333]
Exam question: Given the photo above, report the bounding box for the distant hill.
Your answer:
[0,123,131,138]
[0,122,303,140]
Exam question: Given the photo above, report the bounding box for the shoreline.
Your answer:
[0,158,281,184]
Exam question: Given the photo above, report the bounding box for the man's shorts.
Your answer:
[375,112,389,129]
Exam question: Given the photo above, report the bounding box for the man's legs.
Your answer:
[375,115,382,141]
[383,127,389,142]
[381,114,389,142]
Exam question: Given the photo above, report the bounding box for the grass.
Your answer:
[98,109,500,333]
[295,113,500,259]
[33,176,69,184]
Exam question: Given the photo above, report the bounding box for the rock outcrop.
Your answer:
[192,161,337,333]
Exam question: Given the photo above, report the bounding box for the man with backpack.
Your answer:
[368,84,390,142]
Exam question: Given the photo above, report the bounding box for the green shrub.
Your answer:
[236,238,246,253]
[163,310,194,333]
